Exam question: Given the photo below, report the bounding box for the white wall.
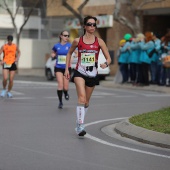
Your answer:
[0,38,58,69]
[0,14,43,29]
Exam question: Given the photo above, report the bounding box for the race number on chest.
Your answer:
[81,53,95,66]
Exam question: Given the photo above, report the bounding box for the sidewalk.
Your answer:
[100,76,170,94]
[100,76,170,148]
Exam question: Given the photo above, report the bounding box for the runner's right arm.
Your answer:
[0,46,4,65]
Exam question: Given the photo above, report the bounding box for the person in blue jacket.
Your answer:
[118,33,132,83]
[51,30,71,109]
[139,32,155,86]
[118,38,129,83]
[135,33,145,86]
[151,33,161,85]
[160,32,170,86]
[150,33,161,84]
[129,37,140,85]
[118,39,126,83]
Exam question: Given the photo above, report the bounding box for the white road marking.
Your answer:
[11,90,24,95]
[91,96,104,98]
[12,80,170,98]
[11,97,34,100]
[92,95,136,98]
[113,95,136,98]
[14,80,57,86]
[142,94,170,97]
[84,118,170,159]
[92,91,115,96]
[45,96,58,99]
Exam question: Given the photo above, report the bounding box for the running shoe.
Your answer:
[75,124,86,136]
[58,102,63,109]
[64,93,69,100]
[7,92,13,98]
[0,90,6,98]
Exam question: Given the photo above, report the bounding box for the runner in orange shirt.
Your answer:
[0,35,21,98]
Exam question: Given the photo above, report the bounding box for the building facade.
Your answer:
[47,0,170,75]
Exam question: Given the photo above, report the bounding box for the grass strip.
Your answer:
[129,107,170,134]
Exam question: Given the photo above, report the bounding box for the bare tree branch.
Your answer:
[113,0,166,35]
[77,0,89,16]
[20,1,39,34]
[138,0,166,9]
[14,5,20,19]
[0,0,41,47]
[62,0,81,20]
[114,0,137,34]
[2,0,17,30]
[46,0,56,9]
[62,0,88,25]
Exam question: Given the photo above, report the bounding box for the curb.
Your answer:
[100,81,170,94]
[114,119,170,148]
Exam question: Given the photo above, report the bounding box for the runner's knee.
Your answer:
[78,95,86,104]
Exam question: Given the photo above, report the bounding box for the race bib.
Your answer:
[81,53,95,66]
[58,55,66,64]
[4,63,12,68]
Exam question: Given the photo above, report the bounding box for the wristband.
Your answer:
[104,62,108,67]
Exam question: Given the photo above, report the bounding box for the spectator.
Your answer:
[118,39,127,83]
[119,33,132,83]
[139,32,155,86]
[135,33,145,86]
[150,33,161,84]
[129,37,140,85]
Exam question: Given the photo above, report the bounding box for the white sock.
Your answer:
[76,105,85,124]
[84,105,89,115]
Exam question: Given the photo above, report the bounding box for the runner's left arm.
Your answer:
[15,45,21,62]
[98,38,111,69]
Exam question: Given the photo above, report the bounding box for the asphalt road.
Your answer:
[0,76,170,170]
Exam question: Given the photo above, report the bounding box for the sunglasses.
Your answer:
[62,34,69,37]
[86,22,97,27]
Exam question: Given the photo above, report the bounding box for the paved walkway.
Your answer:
[100,77,170,148]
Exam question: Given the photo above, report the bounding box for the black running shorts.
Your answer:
[3,62,17,71]
[54,67,71,75]
[72,70,99,87]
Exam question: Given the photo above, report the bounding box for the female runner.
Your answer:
[64,16,111,136]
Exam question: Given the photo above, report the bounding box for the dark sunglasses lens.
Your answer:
[86,23,96,27]
[86,23,91,26]
[63,35,69,37]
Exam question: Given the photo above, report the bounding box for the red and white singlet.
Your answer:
[76,36,100,77]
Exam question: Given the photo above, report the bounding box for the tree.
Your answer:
[0,0,41,47]
[113,0,166,35]
[62,0,89,26]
